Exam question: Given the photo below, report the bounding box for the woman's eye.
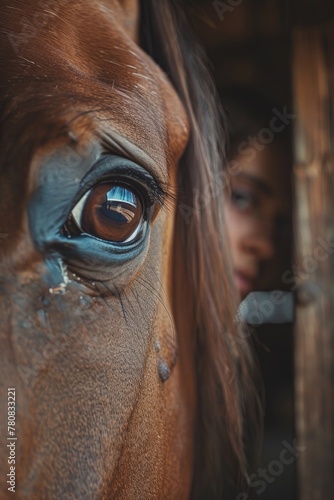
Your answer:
[230,189,256,210]
[70,183,144,243]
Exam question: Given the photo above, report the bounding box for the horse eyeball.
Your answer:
[72,184,144,243]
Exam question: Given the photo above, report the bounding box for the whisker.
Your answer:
[136,275,176,340]
[144,264,178,350]
[102,282,128,324]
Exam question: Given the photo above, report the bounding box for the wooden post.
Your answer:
[293,24,334,500]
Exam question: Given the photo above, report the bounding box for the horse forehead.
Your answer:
[0,0,189,168]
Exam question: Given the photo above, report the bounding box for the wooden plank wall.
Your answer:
[293,24,334,500]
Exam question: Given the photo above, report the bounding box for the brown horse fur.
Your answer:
[0,1,262,498]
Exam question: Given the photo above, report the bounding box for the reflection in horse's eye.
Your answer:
[71,183,144,243]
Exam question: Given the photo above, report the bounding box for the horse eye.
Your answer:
[70,183,144,243]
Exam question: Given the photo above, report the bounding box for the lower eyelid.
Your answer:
[123,220,146,243]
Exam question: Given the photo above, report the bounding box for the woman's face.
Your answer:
[225,143,292,300]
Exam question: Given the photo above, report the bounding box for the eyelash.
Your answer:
[62,161,168,245]
[91,173,163,203]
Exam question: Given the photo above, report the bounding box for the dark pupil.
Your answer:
[81,183,142,242]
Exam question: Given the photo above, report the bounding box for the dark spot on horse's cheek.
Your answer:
[154,339,161,353]
[154,326,178,383]
[158,360,170,382]
[152,299,178,374]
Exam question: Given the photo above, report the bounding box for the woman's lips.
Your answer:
[234,270,256,297]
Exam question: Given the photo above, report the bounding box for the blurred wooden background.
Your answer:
[184,2,334,499]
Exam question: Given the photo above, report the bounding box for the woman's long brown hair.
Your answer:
[141,1,263,498]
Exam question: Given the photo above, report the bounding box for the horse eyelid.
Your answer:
[79,165,167,210]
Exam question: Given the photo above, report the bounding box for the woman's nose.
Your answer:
[241,222,276,261]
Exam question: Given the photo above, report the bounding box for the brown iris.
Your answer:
[79,183,143,242]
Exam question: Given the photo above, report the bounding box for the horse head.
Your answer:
[0,1,261,498]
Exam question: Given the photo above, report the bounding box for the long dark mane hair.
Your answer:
[141,1,263,498]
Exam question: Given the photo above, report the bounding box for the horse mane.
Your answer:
[141,1,263,498]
